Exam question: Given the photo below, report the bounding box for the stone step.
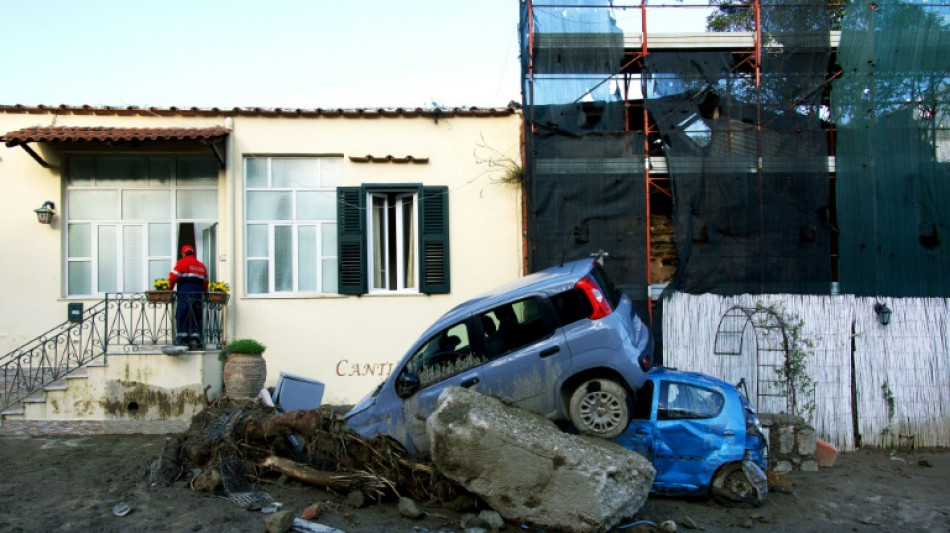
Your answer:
[0,405,24,417]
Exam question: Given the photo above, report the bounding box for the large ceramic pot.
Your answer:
[223,352,267,399]
[222,339,267,399]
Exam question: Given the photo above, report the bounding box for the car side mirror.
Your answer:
[395,372,420,398]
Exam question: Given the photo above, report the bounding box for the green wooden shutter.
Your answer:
[337,187,366,295]
[419,186,450,294]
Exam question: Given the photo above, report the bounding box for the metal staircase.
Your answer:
[0,293,227,415]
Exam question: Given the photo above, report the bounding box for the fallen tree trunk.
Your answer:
[259,455,393,497]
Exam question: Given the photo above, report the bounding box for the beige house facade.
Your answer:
[0,104,523,424]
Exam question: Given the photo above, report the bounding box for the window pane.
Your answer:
[322,223,337,256]
[98,156,147,187]
[322,259,338,293]
[247,191,292,220]
[148,157,172,187]
[149,223,171,256]
[149,260,169,286]
[177,189,218,219]
[177,156,218,185]
[247,259,268,293]
[298,226,317,292]
[275,225,293,292]
[320,157,343,187]
[68,224,91,257]
[98,226,118,293]
[246,158,267,188]
[68,157,95,186]
[68,261,92,295]
[247,224,268,257]
[297,191,335,220]
[69,190,118,220]
[371,195,387,289]
[123,190,170,220]
[272,158,320,188]
[123,225,144,292]
[401,196,415,289]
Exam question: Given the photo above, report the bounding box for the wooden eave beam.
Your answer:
[16,142,58,170]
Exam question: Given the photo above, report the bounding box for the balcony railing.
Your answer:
[0,292,228,412]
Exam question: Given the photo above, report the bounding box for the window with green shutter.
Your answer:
[337,185,449,295]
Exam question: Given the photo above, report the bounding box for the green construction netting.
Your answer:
[832,0,950,297]
[521,0,950,298]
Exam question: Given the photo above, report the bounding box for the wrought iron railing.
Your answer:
[0,292,228,412]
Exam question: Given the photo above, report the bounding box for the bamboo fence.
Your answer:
[661,293,950,451]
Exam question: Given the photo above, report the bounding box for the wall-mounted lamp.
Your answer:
[874,302,892,326]
[34,201,56,225]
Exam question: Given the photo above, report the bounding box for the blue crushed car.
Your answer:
[344,258,654,456]
[612,367,769,505]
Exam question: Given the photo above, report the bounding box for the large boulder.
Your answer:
[427,386,655,533]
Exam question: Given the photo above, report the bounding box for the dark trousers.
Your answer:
[175,290,204,344]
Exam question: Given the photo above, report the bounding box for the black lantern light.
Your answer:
[874,302,892,326]
[34,201,56,225]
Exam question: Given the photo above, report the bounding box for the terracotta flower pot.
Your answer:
[208,292,230,304]
[146,291,173,303]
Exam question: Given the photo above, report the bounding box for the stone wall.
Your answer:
[760,413,818,472]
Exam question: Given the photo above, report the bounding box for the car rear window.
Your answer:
[590,263,623,308]
[551,288,593,326]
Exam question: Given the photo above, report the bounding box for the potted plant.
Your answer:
[208,281,230,304]
[222,338,267,399]
[147,278,173,303]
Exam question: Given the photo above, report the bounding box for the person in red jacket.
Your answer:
[169,244,208,348]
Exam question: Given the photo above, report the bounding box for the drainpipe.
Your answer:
[224,116,237,344]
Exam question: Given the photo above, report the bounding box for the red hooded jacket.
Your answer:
[169,245,208,292]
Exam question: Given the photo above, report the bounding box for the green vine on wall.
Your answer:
[475,135,523,186]
[755,302,817,422]
[881,380,896,421]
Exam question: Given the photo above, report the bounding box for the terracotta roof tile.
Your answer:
[348,155,429,164]
[0,104,518,120]
[2,126,230,147]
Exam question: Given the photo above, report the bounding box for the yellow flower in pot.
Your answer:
[147,278,173,303]
[208,281,230,304]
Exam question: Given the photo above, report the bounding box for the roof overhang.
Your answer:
[0,126,231,170]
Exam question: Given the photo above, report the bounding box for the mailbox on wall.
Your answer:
[68,302,83,323]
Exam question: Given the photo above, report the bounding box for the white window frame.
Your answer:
[244,156,340,295]
[366,190,419,294]
[64,156,217,296]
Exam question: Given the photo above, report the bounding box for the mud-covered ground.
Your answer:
[0,433,947,533]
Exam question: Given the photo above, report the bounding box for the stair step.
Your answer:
[22,392,46,403]
[1,406,24,416]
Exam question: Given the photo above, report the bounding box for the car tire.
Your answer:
[710,462,768,507]
[568,378,630,439]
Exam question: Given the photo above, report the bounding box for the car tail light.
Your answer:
[576,275,613,319]
[638,354,651,372]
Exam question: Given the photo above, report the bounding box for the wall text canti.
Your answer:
[335,359,396,378]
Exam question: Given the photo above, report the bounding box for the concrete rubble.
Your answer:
[427,386,656,533]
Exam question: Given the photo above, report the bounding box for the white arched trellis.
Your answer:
[712,305,795,414]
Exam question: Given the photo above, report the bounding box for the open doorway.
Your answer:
[176,222,217,280]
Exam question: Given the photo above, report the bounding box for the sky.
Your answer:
[0,0,524,110]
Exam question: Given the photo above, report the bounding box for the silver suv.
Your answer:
[344,259,654,456]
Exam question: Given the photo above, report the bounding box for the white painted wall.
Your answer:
[0,109,523,407]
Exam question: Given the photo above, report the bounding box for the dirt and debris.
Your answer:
[147,398,465,509]
[0,403,948,532]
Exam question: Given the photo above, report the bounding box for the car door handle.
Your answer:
[635,428,649,435]
[722,429,736,437]
[539,346,560,358]
[460,376,480,388]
